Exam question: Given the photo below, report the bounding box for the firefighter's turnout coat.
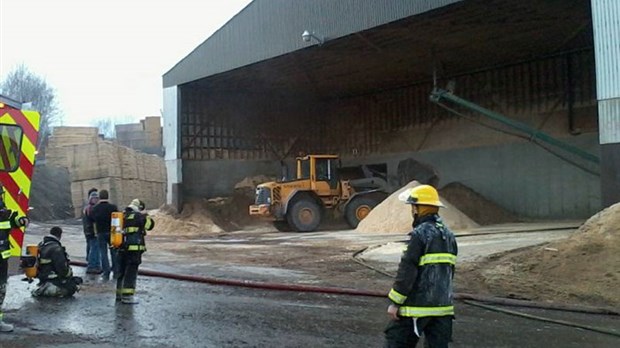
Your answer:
[37,235,73,282]
[388,214,458,317]
[115,206,154,301]
[0,209,26,260]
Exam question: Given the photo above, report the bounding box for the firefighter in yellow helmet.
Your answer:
[384,185,458,348]
[115,199,154,304]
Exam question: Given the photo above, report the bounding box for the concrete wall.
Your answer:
[182,159,281,199]
[181,133,600,220]
[354,133,601,220]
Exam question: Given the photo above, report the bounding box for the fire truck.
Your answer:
[0,95,40,259]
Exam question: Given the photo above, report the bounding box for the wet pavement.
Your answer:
[0,220,617,347]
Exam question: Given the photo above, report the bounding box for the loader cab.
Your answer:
[296,155,340,191]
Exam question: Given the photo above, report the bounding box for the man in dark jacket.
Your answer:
[83,189,101,274]
[90,189,119,279]
[116,199,154,304]
[0,184,29,332]
[385,185,458,348]
[32,227,82,298]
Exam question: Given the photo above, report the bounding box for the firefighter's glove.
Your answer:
[18,217,29,227]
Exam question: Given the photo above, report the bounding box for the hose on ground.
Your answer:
[463,300,620,338]
[70,260,384,298]
[70,259,619,317]
[71,248,619,339]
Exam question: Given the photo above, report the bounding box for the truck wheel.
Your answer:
[287,198,322,232]
[273,221,292,232]
[345,196,378,229]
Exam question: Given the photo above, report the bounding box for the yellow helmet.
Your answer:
[400,185,444,207]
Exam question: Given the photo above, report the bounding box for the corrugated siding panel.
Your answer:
[592,0,620,144]
[164,0,463,87]
[598,99,620,144]
[592,0,620,99]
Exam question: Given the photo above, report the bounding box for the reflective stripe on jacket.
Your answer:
[388,214,458,318]
[122,210,154,252]
[0,208,26,258]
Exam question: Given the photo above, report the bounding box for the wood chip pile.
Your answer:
[356,180,479,234]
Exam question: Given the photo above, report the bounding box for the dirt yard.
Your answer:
[456,203,620,308]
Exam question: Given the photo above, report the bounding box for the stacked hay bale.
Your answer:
[47,126,166,217]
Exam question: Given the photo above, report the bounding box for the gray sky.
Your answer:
[0,0,252,126]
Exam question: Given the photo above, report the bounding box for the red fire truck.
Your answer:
[0,95,40,258]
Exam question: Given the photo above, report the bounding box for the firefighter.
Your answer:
[384,185,458,348]
[0,184,29,332]
[116,199,154,304]
[32,226,82,298]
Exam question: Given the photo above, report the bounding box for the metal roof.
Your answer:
[163,0,462,88]
[166,0,592,102]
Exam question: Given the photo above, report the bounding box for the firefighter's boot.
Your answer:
[0,320,14,332]
[121,296,139,305]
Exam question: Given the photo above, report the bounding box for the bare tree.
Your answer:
[0,64,62,147]
[93,118,116,139]
[91,115,136,139]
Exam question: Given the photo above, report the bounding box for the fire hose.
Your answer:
[70,255,619,338]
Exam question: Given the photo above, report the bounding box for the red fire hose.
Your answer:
[69,260,384,297]
[69,259,620,337]
[69,260,618,315]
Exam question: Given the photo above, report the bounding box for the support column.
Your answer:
[163,86,183,211]
[592,0,620,207]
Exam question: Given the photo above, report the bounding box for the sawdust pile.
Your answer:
[460,203,620,307]
[356,181,479,234]
[147,200,224,236]
[234,175,275,190]
[439,182,519,225]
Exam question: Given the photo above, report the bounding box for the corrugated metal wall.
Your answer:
[592,0,620,144]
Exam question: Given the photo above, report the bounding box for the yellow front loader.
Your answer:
[249,154,389,232]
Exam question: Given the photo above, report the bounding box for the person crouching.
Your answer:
[32,227,82,298]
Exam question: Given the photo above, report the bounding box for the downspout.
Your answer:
[429,88,599,164]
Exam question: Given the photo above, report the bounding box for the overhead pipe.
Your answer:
[429,88,599,164]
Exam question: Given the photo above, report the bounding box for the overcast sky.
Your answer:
[0,0,252,126]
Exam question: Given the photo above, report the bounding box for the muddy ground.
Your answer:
[1,220,616,347]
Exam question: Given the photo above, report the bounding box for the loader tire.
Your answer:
[273,221,292,232]
[287,198,322,232]
[345,196,378,229]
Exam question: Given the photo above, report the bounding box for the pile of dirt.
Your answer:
[148,199,225,236]
[205,192,257,231]
[233,175,275,190]
[356,181,479,234]
[205,175,277,229]
[29,165,74,221]
[458,203,620,307]
[439,182,519,225]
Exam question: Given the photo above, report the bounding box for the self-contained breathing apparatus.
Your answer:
[20,244,38,282]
